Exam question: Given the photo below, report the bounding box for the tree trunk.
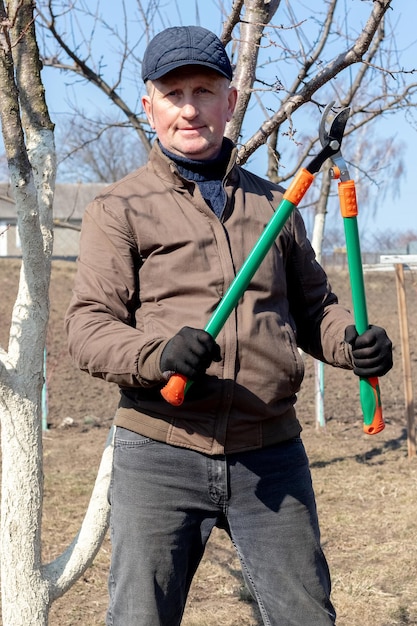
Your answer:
[0,1,112,623]
[311,163,332,263]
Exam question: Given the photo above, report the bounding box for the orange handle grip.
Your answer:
[361,376,385,435]
[338,180,358,218]
[283,168,314,205]
[160,373,188,406]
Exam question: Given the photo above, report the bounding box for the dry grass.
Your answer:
[43,416,417,626]
[1,260,417,625]
[306,421,417,626]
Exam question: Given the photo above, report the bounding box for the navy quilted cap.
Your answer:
[142,26,233,82]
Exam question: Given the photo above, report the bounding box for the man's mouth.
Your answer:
[178,125,204,133]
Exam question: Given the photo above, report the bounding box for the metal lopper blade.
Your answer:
[306,101,350,175]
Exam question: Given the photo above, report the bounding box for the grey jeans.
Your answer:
[107,427,336,626]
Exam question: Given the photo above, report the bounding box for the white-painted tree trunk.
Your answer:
[0,2,113,623]
[311,166,332,430]
[44,427,114,602]
[0,385,113,624]
[0,135,113,625]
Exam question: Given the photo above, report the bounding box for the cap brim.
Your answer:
[145,60,231,81]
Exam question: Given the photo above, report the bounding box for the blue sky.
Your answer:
[39,1,417,237]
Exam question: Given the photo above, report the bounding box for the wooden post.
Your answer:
[395,263,416,459]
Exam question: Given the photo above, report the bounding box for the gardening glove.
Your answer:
[344,324,393,378]
[160,326,221,380]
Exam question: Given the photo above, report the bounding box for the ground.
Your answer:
[1,258,417,625]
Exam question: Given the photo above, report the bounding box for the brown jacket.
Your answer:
[65,140,354,454]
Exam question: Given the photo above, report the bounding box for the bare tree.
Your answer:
[36,1,416,226]
[0,0,53,620]
[56,115,146,182]
[0,1,112,624]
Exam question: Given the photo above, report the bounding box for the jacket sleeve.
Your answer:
[285,209,355,369]
[65,199,169,388]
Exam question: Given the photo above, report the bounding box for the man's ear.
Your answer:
[226,85,238,122]
[142,94,155,129]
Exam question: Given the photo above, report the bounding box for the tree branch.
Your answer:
[38,2,152,153]
[226,0,281,143]
[237,0,393,164]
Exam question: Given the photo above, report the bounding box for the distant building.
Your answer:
[0,182,107,259]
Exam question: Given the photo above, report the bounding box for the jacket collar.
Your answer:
[148,138,238,187]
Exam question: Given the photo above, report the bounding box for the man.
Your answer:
[65,25,392,626]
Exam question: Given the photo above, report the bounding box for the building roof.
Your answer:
[0,182,108,223]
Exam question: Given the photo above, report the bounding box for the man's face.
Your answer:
[142,66,237,160]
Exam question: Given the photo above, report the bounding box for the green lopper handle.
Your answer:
[161,168,314,406]
[339,180,384,434]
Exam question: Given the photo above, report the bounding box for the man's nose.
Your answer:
[181,101,198,118]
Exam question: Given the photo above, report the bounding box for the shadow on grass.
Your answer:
[221,565,264,625]
[310,427,408,469]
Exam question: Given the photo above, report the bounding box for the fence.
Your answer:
[0,222,81,260]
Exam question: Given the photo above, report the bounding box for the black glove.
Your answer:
[160,326,221,380]
[344,324,393,378]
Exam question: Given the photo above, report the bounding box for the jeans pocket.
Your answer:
[114,426,154,448]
